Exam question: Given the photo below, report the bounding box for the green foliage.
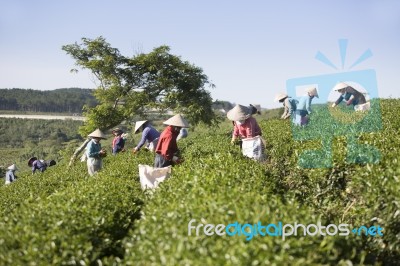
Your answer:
[0,154,146,265]
[79,104,126,136]
[0,118,84,170]
[0,88,97,113]
[212,100,234,112]
[0,99,399,265]
[63,37,217,135]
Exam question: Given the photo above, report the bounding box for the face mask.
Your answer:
[236,120,245,125]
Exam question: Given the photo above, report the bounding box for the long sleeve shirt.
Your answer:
[112,136,125,154]
[335,87,367,106]
[86,139,102,159]
[5,170,17,183]
[281,98,296,119]
[177,128,188,140]
[296,94,313,115]
[32,160,47,173]
[155,126,179,161]
[233,116,262,139]
[135,126,160,150]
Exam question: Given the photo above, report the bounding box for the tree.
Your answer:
[62,36,217,136]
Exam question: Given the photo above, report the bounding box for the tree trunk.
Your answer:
[68,138,91,167]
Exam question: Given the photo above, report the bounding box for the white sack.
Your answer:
[138,164,171,190]
[355,102,371,112]
[241,136,266,162]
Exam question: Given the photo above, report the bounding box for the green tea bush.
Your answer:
[0,99,399,265]
[0,153,147,265]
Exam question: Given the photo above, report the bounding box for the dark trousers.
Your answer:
[154,153,172,168]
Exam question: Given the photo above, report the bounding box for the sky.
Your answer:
[1,0,399,109]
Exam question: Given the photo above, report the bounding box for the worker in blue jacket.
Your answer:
[5,164,18,184]
[293,87,319,126]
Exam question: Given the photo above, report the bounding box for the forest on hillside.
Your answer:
[0,118,84,173]
[0,88,238,114]
[0,88,98,113]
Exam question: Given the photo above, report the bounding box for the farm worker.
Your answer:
[28,157,57,174]
[177,128,188,141]
[154,114,189,168]
[111,127,125,155]
[5,164,18,185]
[331,82,366,108]
[28,157,46,174]
[249,104,261,115]
[275,93,297,120]
[292,87,319,126]
[133,120,161,153]
[227,104,262,144]
[86,129,107,176]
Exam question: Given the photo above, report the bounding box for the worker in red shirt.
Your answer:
[154,114,190,168]
[228,104,262,144]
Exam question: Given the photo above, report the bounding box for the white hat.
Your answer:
[227,104,251,121]
[274,93,288,102]
[306,87,319,98]
[134,120,148,133]
[334,82,349,91]
[163,114,190,128]
[7,164,17,171]
[88,129,107,139]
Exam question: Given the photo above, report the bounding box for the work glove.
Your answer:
[331,103,336,108]
[346,99,353,106]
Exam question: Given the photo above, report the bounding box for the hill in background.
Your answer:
[0,88,98,114]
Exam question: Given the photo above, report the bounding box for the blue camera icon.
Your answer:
[286,69,382,168]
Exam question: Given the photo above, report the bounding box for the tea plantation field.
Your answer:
[0,99,399,265]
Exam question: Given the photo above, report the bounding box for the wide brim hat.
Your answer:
[274,93,288,102]
[28,157,37,166]
[306,87,319,98]
[334,82,349,91]
[134,120,148,133]
[88,129,107,139]
[249,104,261,115]
[227,104,251,121]
[163,114,190,128]
[7,164,17,171]
[112,127,123,135]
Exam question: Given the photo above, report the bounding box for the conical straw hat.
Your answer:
[7,164,17,170]
[274,93,288,102]
[334,82,349,91]
[134,120,148,133]
[88,129,107,139]
[306,87,319,98]
[227,104,251,121]
[249,104,261,115]
[163,114,190,128]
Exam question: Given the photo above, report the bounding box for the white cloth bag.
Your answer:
[241,136,265,161]
[138,164,172,190]
[354,102,371,112]
[146,138,159,152]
